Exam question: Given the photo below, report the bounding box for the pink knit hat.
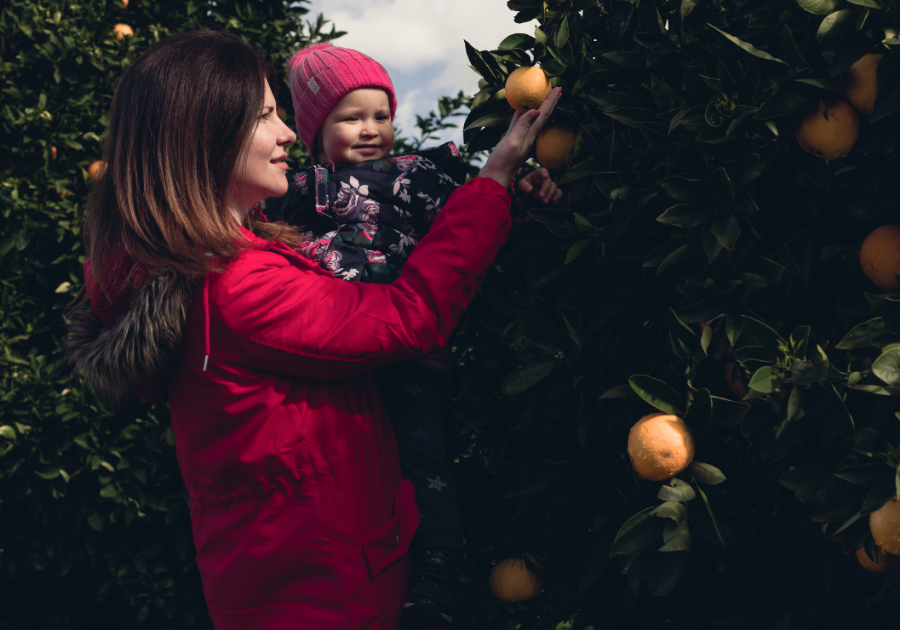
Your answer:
[287,43,397,152]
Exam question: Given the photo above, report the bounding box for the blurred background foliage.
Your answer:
[8,0,900,628]
[0,0,343,627]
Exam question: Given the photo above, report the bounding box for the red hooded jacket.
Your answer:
[65,177,511,628]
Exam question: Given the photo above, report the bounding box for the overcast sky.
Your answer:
[302,0,534,147]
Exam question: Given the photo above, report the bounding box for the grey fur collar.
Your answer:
[64,273,195,410]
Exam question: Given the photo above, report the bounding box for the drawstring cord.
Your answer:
[202,273,210,371]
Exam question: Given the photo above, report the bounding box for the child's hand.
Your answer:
[515,168,563,204]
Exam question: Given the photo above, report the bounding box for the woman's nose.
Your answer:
[278,120,296,146]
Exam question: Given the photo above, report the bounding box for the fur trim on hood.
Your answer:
[64,272,195,409]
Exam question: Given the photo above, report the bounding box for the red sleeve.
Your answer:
[217,177,510,379]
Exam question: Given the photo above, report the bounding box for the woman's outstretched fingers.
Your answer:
[479,88,562,189]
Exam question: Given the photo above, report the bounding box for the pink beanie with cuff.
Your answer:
[287,43,397,152]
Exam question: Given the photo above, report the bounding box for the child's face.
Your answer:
[317,88,393,167]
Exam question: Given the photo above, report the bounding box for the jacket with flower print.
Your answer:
[262,142,466,283]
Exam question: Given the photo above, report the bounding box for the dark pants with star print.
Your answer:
[375,359,461,553]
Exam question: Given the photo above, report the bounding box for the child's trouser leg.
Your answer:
[375,359,461,552]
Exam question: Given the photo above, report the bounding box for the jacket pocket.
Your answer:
[362,478,420,578]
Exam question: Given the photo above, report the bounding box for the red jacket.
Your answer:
[66,177,510,628]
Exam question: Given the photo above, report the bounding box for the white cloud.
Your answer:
[302,0,534,145]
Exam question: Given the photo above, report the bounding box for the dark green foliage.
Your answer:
[450,0,900,627]
[0,1,339,627]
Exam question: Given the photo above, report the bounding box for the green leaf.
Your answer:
[689,462,727,485]
[646,550,689,595]
[781,465,833,507]
[611,507,666,556]
[862,479,896,515]
[502,360,557,395]
[658,478,697,502]
[754,93,818,120]
[628,375,684,415]
[565,239,593,264]
[710,396,751,427]
[835,318,889,350]
[834,463,892,487]
[463,111,513,132]
[711,212,740,250]
[709,25,788,65]
[659,522,692,552]
[686,388,712,436]
[498,33,536,50]
[602,51,642,69]
[816,9,856,43]
[681,0,698,20]
[559,158,605,184]
[650,501,688,527]
[796,0,844,15]
[657,200,716,228]
[748,366,782,393]
[812,483,864,522]
[694,482,727,546]
[873,346,900,386]
[554,16,569,49]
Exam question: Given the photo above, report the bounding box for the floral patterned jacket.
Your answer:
[262,142,466,284]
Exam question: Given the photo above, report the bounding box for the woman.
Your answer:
[65,30,559,629]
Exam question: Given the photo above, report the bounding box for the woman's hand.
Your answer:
[479,87,562,189]
[515,167,563,204]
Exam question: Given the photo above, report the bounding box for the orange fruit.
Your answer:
[860,225,900,292]
[88,160,106,182]
[505,66,552,114]
[489,558,543,602]
[113,24,133,40]
[49,145,57,160]
[795,96,859,160]
[627,413,695,481]
[870,497,900,554]
[535,124,576,170]
[842,54,884,116]
[857,545,898,573]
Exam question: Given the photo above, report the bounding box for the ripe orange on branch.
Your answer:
[489,558,544,602]
[535,124,576,170]
[505,66,551,114]
[860,225,900,292]
[113,24,133,40]
[842,54,884,116]
[795,96,858,160]
[627,413,695,481]
[856,545,898,573]
[88,160,106,182]
[870,497,900,555]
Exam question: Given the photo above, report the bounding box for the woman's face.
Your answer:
[228,82,296,219]
[317,89,394,167]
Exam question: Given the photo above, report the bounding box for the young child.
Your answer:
[262,43,561,624]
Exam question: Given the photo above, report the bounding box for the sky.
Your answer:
[302,0,534,147]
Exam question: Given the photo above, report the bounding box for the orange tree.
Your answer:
[452,0,900,627]
[0,0,341,626]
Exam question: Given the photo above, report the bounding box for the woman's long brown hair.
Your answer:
[83,30,300,298]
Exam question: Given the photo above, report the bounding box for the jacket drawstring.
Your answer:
[202,273,210,371]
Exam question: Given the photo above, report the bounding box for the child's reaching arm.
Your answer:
[514,167,564,205]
